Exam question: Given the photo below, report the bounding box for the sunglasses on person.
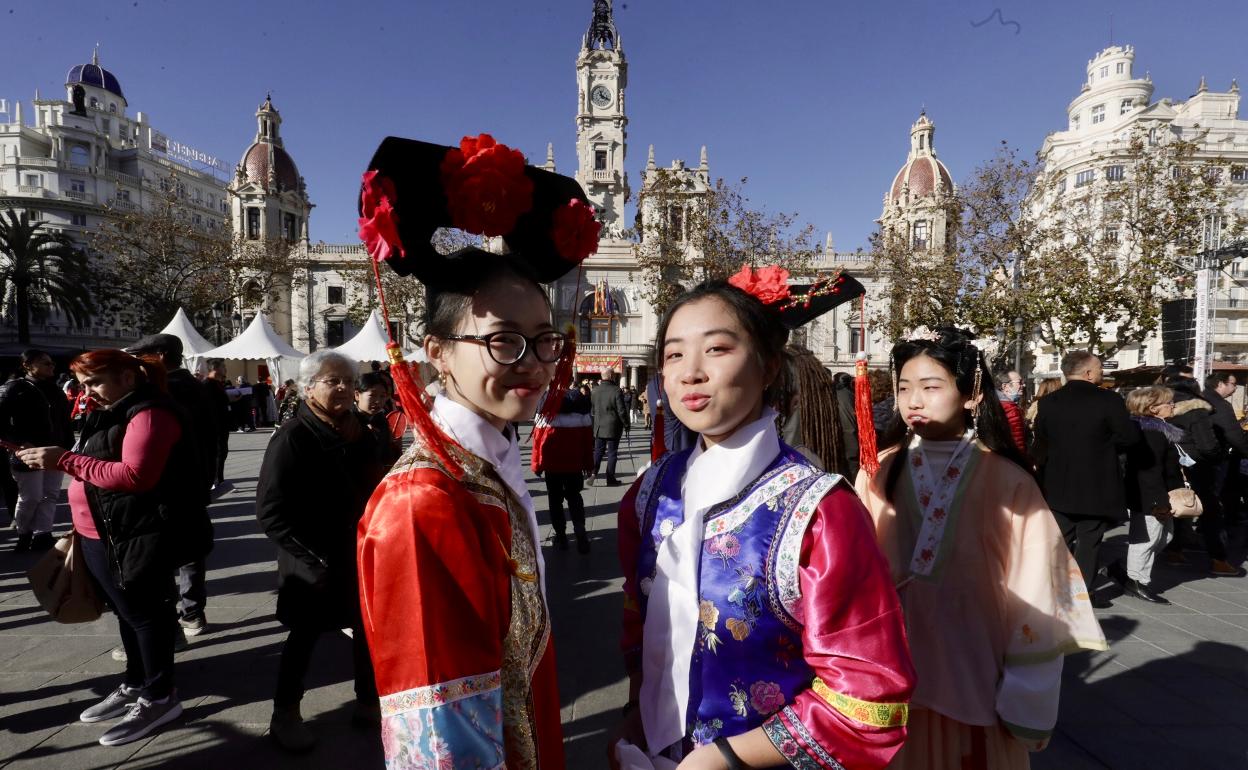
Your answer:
[442,331,567,365]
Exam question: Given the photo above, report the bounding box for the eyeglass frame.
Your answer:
[313,376,356,390]
[440,330,568,365]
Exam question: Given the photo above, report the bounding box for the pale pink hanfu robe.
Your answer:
[857,438,1107,770]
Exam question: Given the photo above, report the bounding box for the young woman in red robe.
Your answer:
[353,135,600,769]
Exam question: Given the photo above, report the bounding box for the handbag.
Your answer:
[26,532,105,623]
[1169,473,1203,519]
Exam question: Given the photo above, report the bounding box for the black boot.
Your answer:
[553,532,569,551]
[14,532,32,553]
[576,532,591,554]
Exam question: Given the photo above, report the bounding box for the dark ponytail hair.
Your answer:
[653,280,790,408]
[879,327,1030,502]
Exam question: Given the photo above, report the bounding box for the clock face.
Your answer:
[591,85,612,108]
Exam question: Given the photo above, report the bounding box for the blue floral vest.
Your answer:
[632,445,842,748]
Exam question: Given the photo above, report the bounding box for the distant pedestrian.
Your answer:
[590,368,629,486]
[18,349,211,747]
[1033,351,1141,608]
[1024,377,1061,431]
[356,371,401,468]
[832,371,860,479]
[777,346,847,473]
[202,360,231,486]
[276,380,300,425]
[532,385,594,552]
[125,333,218,637]
[1203,372,1248,564]
[256,350,385,753]
[0,349,73,552]
[1113,386,1184,604]
[994,370,1028,455]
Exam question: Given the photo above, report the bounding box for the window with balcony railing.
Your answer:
[1075,170,1095,187]
[1105,165,1124,182]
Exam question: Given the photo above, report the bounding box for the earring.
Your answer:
[971,366,983,421]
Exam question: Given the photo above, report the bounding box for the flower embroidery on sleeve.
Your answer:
[748,681,786,715]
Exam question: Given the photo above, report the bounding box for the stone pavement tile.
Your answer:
[0,670,136,768]
[1160,587,1248,615]
[1049,722,1241,770]
[1158,613,1248,642]
[1032,731,1111,769]
[0,633,118,674]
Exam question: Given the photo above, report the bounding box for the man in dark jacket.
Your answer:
[0,349,74,551]
[126,334,218,635]
[590,368,630,486]
[1195,372,1248,575]
[1033,351,1141,607]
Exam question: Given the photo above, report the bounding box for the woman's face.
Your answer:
[306,360,357,418]
[77,369,137,408]
[897,353,976,440]
[661,297,772,447]
[356,384,389,415]
[427,276,556,431]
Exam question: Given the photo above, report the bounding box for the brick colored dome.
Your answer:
[241,143,300,191]
[890,156,953,203]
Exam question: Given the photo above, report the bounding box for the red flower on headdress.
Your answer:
[551,198,601,262]
[439,134,534,237]
[728,264,792,305]
[358,170,404,264]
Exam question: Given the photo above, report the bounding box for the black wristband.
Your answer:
[713,736,746,770]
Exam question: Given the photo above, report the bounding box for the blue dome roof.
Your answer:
[66,62,125,100]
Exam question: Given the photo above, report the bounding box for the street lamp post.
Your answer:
[1014,316,1024,374]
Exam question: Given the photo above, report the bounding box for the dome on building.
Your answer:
[66,50,124,100]
[240,142,301,191]
[888,112,953,203]
[889,156,953,202]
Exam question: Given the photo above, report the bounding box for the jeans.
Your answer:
[177,560,207,620]
[80,535,177,700]
[274,624,376,708]
[1052,510,1111,592]
[1127,514,1174,585]
[545,472,586,536]
[14,469,63,535]
[593,436,621,480]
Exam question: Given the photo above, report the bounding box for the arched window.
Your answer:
[578,292,620,344]
[68,145,89,167]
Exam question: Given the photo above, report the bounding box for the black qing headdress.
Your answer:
[357,134,601,475]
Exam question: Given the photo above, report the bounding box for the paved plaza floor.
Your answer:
[1,427,1246,769]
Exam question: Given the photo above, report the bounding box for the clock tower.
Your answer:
[576,0,629,235]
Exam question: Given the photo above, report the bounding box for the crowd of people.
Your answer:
[2,131,1243,768]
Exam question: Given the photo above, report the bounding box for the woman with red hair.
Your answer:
[17,348,210,748]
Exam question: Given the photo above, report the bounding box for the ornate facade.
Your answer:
[1033,45,1248,374]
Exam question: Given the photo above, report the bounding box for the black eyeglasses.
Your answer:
[442,331,567,365]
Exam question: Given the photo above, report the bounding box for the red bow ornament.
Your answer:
[440,134,534,237]
[728,264,792,305]
[358,170,404,264]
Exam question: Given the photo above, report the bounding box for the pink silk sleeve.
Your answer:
[763,485,917,770]
[57,408,181,493]
[617,477,645,674]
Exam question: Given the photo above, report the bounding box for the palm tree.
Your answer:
[0,209,93,344]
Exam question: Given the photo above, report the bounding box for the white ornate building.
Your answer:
[1033,45,1248,374]
[0,50,231,353]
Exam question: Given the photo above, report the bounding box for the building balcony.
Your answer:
[16,185,52,197]
[592,169,615,182]
[577,342,654,360]
[107,197,137,212]
[64,189,95,203]
[15,157,58,169]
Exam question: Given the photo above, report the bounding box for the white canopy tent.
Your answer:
[156,308,217,374]
[332,309,392,363]
[200,312,306,384]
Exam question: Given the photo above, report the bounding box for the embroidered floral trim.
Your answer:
[811,677,909,728]
[380,671,502,718]
[906,432,974,578]
[704,465,816,539]
[773,474,840,626]
[763,707,845,770]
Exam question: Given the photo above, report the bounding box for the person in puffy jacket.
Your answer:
[17,349,210,747]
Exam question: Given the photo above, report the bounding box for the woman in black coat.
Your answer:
[1115,386,1185,604]
[256,350,385,753]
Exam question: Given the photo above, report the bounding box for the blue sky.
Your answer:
[2,0,1245,249]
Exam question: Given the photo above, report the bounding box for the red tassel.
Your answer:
[387,343,463,479]
[651,405,666,462]
[855,353,880,477]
